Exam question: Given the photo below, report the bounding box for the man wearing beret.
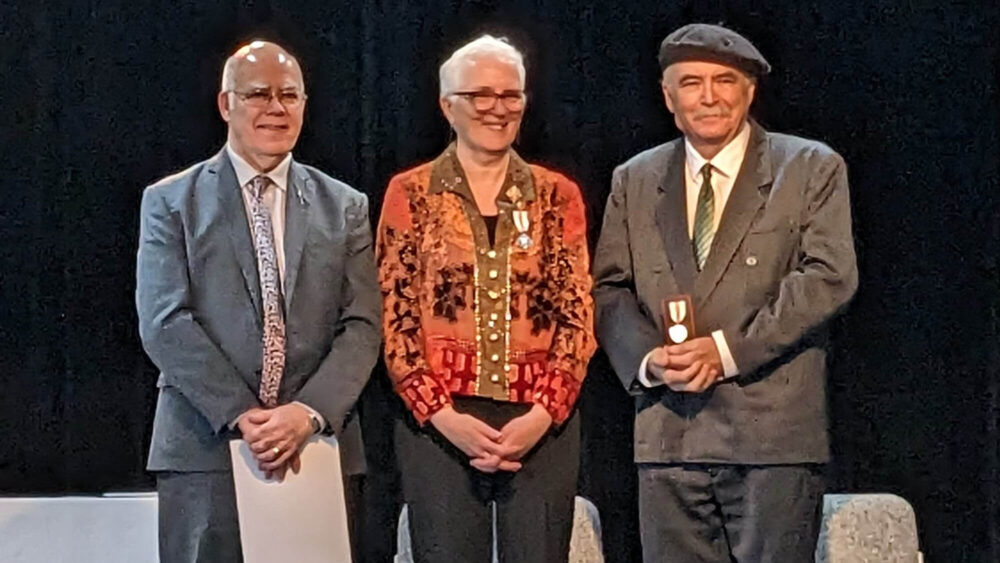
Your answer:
[594,23,857,561]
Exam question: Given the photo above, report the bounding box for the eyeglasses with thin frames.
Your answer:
[228,88,308,109]
[450,89,526,112]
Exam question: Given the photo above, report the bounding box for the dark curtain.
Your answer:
[2,1,998,561]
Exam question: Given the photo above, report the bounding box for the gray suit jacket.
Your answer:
[593,122,857,464]
[136,149,380,475]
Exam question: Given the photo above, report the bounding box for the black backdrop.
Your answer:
[2,1,998,561]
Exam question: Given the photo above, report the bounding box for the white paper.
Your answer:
[230,435,352,563]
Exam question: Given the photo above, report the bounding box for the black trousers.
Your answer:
[638,463,825,563]
[396,397,580,563]
[157,470,364,563]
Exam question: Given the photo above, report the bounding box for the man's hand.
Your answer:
[646,345,671,383]
[662,337,724,393]
[430,406,521,473]
[239,404,313,478]
[266,451,303,482]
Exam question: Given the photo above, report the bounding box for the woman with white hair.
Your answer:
[376,35,595,562]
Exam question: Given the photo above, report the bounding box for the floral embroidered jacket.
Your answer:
[377,146,596,425]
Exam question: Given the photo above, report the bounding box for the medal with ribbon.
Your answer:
[507,185,533,250]
[661,294,695,344]
[667,300,688,343]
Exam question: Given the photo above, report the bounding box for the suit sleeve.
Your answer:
[723,152,858,376]
[293,193,381,436]
[136,187,260,433]
[532,178,597,424]
[592,165,665,392]
[376,177,452,424]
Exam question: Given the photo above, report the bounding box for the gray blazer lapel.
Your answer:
[656,143,697,295]
[283,162,312,310]
[212,150,263,324]
[694,123,773,306]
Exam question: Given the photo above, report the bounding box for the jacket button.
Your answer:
[746,256,758,266]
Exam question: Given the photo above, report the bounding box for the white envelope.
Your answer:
[230,435,352,563]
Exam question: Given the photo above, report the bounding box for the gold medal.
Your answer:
[506,184,523,203]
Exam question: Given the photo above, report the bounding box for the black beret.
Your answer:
[658,23,771,77]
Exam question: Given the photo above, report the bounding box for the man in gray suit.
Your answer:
[593,24,857,561]
[136,41,380,562]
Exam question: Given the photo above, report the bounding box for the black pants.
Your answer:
[638,463,825,563]
[396,397,580,563]
[157,470,364,563]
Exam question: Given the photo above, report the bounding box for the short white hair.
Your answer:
[439,35,525,96]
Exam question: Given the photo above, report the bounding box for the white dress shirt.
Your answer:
[226,145,325,432]
[227,144,290,290]
[637,123,749,387]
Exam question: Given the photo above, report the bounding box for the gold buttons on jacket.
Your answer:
[472,208,513,401]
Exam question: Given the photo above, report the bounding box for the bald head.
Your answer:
[217,40,307,173]
[221,41,303,94]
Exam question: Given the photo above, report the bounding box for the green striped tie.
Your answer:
[693,164,714,270]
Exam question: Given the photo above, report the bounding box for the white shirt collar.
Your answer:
[226,144,292,193]
[684,121,751,181]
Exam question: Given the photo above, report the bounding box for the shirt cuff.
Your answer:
[293,401,326,434]
[637,351,665,388]
[711,330,739,379]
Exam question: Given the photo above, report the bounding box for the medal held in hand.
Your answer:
[661,295,695,344]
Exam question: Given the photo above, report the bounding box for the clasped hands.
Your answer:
[430,403,552,473]
[237,403,313,480]
[647,336,724,393]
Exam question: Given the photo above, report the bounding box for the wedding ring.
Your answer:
[271,447,281,456]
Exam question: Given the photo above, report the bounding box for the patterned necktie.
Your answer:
[249,175,285,407]
[692,163,715,271]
